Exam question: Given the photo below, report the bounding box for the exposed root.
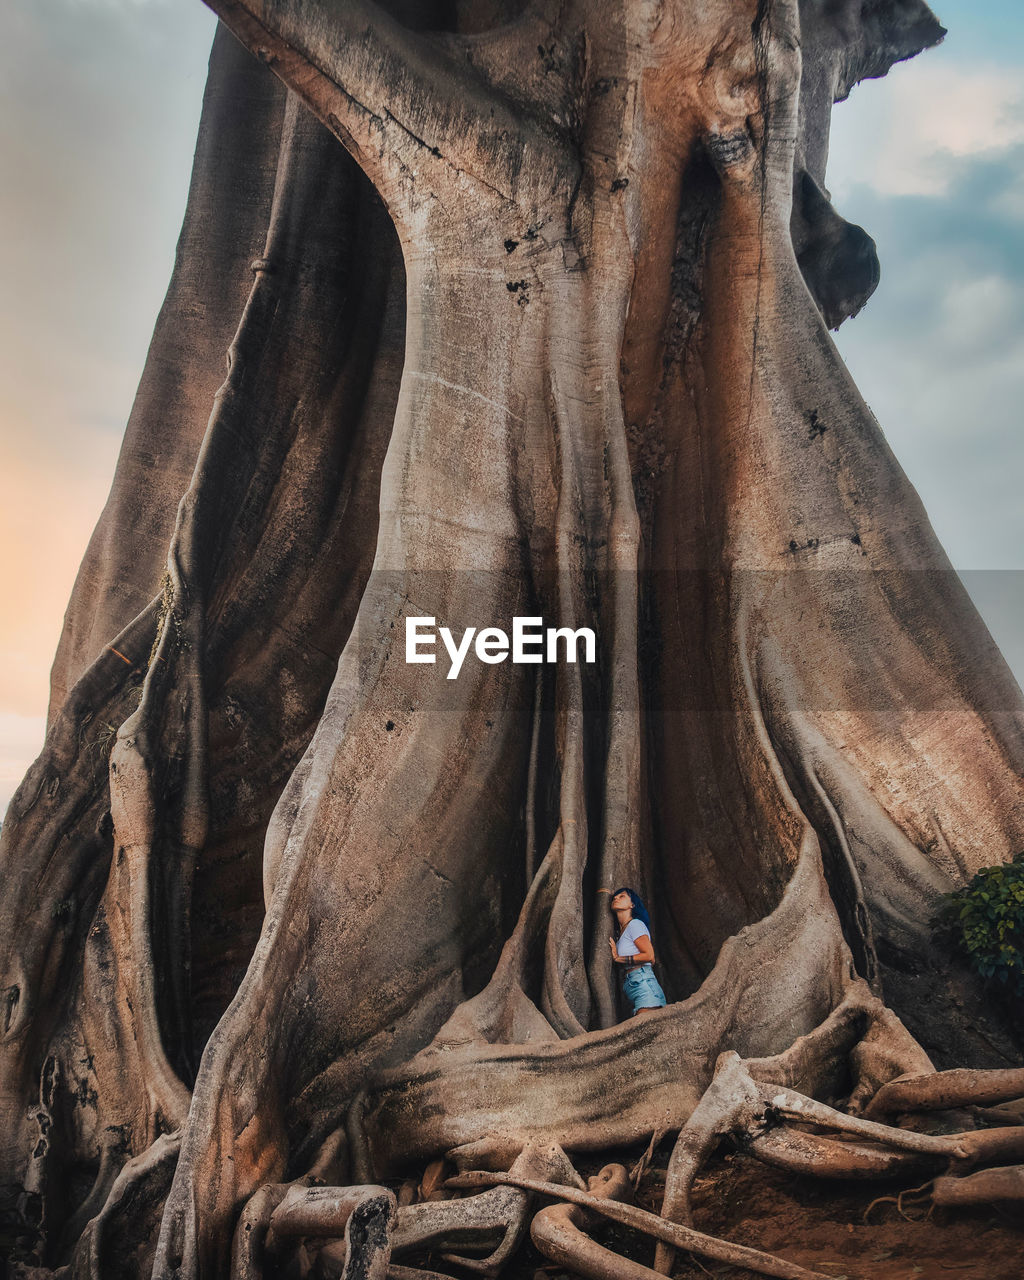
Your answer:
[309,1127,349,1184]
[653,1050,764,1272]
[948,1125,1024,1171]
[530,1164,652,1280]
[292,994,1023,1279]
[214,984,1024,1280]
[750,1081,963,1156]
[862,1179,936,1224]
[895,1180,936,1221]
[230,1144,580,1279]
[629,1128,666,1191]
[846,1003,936,1115]
[69,1131,180,1280]
[224,1020,1024,1280]
[399,1187,527,1275]
[652,1026,941,1277]
[230,1181,398,1279]
[968,1105,1024,1128]
[393,1145,581,1275]
[269,1184,396,1241]
[864,1067,1024,1120]
[446,1171,833,1280]
[385,1267,457,1280]
[416,1160,448,1204]
[532,1202,668,1280]
[231,1183,291,1280]
[272,1185,397,1280]
[932,1164,1024,1205]
[747,1127,931,1180]
[646,1020,1024,1276]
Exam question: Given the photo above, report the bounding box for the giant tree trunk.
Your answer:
[3,1,1023,1277]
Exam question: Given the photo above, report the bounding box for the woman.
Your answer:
[607,887,667,1015]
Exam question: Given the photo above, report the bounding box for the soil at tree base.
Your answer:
[430,1149,1023,1280]
[662,1154,1022,1280]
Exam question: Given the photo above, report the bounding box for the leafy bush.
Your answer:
[936,853,1024,996]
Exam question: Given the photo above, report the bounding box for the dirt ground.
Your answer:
[521,1149,1024,1280]
[3,1145,1021,1277]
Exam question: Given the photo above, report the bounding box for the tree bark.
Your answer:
[2,0,1022,1276]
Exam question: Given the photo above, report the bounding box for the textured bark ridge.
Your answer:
[2,1,1023,1277]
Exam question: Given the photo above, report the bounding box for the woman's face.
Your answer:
[611,891,632,913]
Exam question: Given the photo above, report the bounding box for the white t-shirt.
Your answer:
[616,918,650,958]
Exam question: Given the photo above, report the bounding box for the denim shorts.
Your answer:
[622,963,667,1014]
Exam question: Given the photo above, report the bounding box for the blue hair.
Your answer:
[612,886,651,931]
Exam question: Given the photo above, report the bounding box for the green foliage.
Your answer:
[936,853,1024,996]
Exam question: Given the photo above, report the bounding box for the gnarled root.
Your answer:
[391,1143,581,1276]
[746,1127,930,1180]
[393,1190,527,1277]
[231,1183,292,1279]
[864,1066,1024,1120]
[69,1131,180,1280]
[653,1024,1024,1275]
[530,1162,648,1280]
[232,1144,580,1279]
[651,1036,952,1276]
[932,1164,1024,1205]
[447,1171,831,1280]
[230,1183,396,1280]
[532,1203,664,1280]
[384,1267,458,1280]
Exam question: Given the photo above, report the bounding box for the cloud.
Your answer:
[827,40,1024,678]
[0,1,215,811]
[0,712,47,816]
[61,0,170,9]
[830,57,1024,199]
[0,420,121,718]
[957,571,1024,698]
[937,274,1018,350]
[829,121,1024,580]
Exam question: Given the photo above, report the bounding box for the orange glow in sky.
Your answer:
[0,2,216,813]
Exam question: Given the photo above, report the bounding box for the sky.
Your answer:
[0,0,1022,813]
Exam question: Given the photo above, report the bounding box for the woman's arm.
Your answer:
[630,931,655,966]
[608,926,655,966]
